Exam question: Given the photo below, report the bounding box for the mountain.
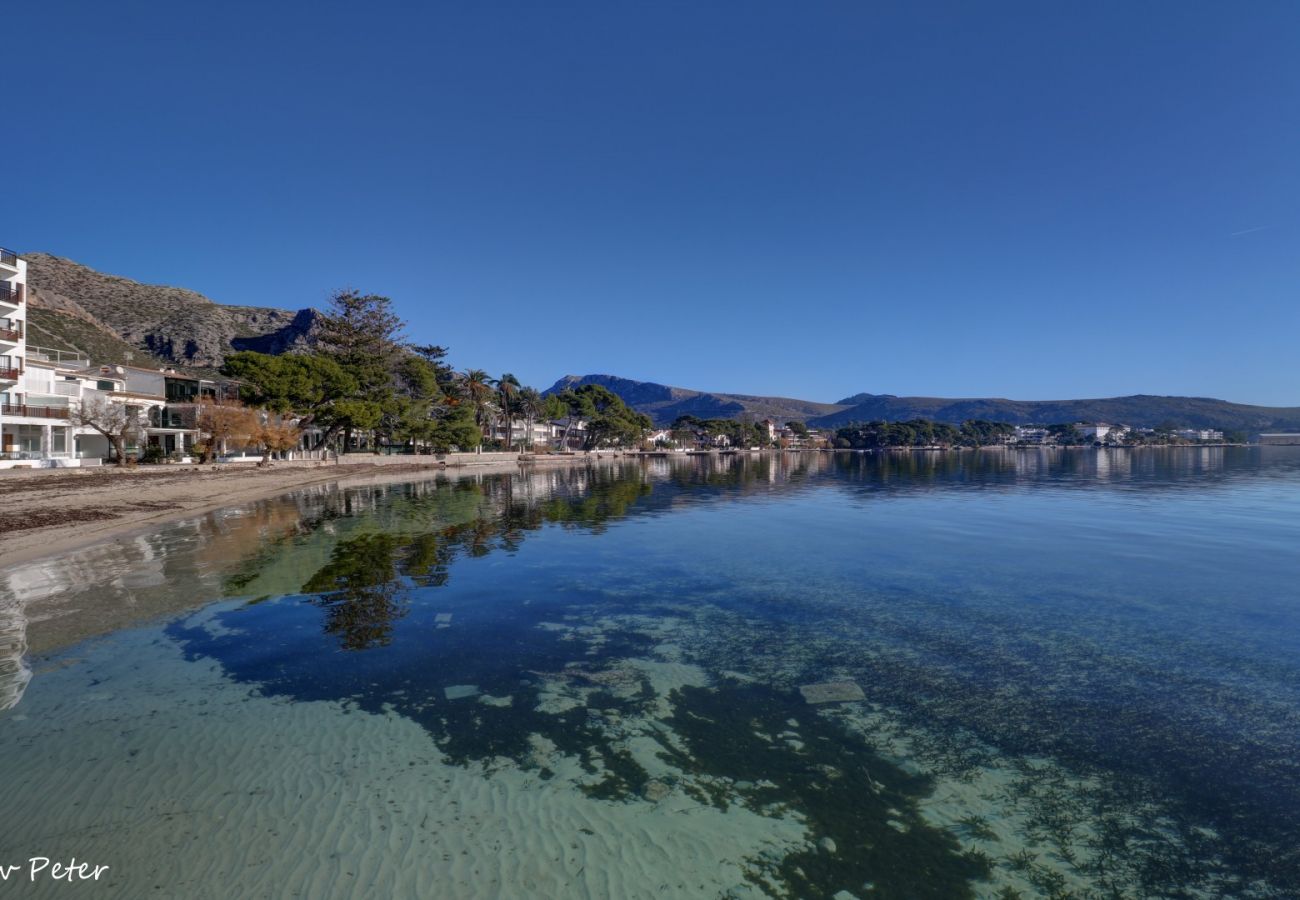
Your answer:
[807,393,1300,431]
[545,375,851,427]
[549,376,1300,432]
[19,253,1299,433]
[24,253,318,370]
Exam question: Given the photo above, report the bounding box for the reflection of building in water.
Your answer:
[1094,448,1113,479]
[0,593,31,711]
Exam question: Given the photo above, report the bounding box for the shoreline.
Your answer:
[0,454,636,573]
[0,443,1269,572]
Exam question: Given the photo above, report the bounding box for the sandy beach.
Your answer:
[0,456,602,571]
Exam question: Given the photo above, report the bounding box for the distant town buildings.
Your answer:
[1174,428,1225,443]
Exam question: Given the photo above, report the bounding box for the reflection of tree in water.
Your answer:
[286,449,1279,651]
[828,444,1279,496]
[307,448,1234,653]
[298,470,662,650]
[302,533,407,650]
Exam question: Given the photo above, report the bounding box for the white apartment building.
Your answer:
[488,418,588,450]
[0,246,147,468]
[1175,429,1224,442]
[1014,426,1050,444]
[1077,423,1115,442]
[0,248,69,465]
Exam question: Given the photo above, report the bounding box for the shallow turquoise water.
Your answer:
[1,449,1298,898]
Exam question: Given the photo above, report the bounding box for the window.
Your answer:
[165,379,199,403]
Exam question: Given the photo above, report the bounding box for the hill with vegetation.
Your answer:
[545,375,850,427]
[809,393,1300,431]
[551,376,1300,432]
[24,253,317,369]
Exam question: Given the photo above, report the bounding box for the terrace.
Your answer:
[1,403,70,420]
[28,347,92,368]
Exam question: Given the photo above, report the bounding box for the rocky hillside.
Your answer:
[545,375,851,426]
[24,253,317,369]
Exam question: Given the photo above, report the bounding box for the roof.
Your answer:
[71,363,200,380]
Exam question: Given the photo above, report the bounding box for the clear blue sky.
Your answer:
[5,1,1298,405]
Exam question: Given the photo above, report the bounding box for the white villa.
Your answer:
[487,418,588,450]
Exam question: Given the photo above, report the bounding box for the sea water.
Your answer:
[1,449,1297,898]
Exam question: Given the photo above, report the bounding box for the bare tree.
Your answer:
[196,398,257,460]
[71,395,147,464]
[253,414,301,466]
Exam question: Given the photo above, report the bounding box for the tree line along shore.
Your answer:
[47,288,1257,466]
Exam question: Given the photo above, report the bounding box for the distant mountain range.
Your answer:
[17,255,1299,432]
[549,375,1300,432]
[23,253,317,371]
[545,375,851,426]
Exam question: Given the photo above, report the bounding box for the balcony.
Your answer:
[149,406,195,429]
[0,282,22,307]
[27,346,91,367]
[0,319,19,342]
[1,403,70,420]
[0,249,17,269]
[0,365,20,381]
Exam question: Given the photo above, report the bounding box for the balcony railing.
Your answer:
[0,319,19,341]
[0,249,17,267]
[0,282,22,305]
[1,403,69,419]
[27,346,91,367]
[0,365,20,381]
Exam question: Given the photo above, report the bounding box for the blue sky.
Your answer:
[5,1,1298,405]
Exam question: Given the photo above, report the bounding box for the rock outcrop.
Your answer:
[24,253,318,369]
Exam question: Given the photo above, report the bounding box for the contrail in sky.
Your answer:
[1229,225,1270,237]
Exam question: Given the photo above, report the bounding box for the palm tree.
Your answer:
[495,373,521,450]
[462,369,495,441]
[515,386,543,450]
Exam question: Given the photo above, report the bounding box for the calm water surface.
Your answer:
[1,449,1298,899]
